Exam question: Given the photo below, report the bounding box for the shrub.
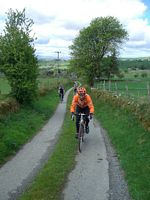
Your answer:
[0,9,38,104]
[91,89,150,132]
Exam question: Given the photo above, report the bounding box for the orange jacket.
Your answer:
[70,94,94,113]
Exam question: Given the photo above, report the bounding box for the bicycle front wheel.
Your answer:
[78,124,84,153]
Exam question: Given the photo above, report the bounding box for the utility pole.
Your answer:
[54,51,61,76]
[55,51,61,61]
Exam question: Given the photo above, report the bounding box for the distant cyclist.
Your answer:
[73,81,78,95]
[58,85,65,102]
[70,87,94,138]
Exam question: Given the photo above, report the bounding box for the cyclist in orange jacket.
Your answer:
[70,87,94,138]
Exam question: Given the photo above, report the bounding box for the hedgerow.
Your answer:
[91,88,150,132]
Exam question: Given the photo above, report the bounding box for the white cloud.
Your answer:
[0,0,150,58]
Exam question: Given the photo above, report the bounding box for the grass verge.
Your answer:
[19,93,77,200]
[0,90,59,165]
[93,97,150,200]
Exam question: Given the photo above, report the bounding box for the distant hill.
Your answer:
[118,57,150,70]
[37,55,70,61]
[119,57,150,61]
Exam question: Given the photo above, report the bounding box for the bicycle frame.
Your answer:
[59,93,63,103]
[77,113,87,152]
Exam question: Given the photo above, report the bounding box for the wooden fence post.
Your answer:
[103,80,106,90]
[147,82,150,102]
[115,82,118,95]
[125,84,129,97]
[109,80,111,91]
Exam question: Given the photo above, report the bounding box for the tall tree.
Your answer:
[70,16,128,86]
[101,49,119,80]
[0,8,38,104]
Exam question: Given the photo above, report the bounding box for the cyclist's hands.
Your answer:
[71,112,74,121]
[89,113,93,120]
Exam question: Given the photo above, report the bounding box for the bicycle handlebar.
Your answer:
[74,113,88,116]
[71,113,91,121]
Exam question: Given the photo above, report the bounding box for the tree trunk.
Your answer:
[89,78,94,87]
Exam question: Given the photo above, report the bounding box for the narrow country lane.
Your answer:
[0,89,71,200]
[62,119,109,200]
[0,88,130,200]
[61,119,130,200]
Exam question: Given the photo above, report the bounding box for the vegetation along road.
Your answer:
[0,8,149,200]
[0,88,130,200]
[0,89,71,200]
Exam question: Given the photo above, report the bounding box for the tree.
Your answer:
[0,8,38,104]
[69,16,128,86]
[101,49,119,79]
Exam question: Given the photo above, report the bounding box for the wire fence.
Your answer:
[95,80,150,103]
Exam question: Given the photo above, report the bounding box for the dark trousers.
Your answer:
[75,105,89,133]
[59,92,64,98]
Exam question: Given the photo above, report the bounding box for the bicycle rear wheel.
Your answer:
[60,93,63,103]
[78,124,84,152]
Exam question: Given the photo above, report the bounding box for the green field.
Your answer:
[38,60,70,70]
[0,78,11,95]
[0,77,68,100]
[95,69,150,100]
[96,79,150,97]
[1,67,150,101]
[122,69,150,79]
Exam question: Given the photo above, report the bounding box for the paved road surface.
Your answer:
[0,89,71,200]
[61,117,130,200]
[62,119,109,200]
[0,88,130,200]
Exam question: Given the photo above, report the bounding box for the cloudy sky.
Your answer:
[0,0,150,59]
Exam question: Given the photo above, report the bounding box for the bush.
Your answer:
[141,72,147,78]
[91,89,150,132]
[0,98,19,118]
[0,9,38,104]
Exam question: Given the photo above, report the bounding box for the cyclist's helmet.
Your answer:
[77,87,86,99]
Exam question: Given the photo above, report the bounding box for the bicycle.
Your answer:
[74,113,88,153]
[73,87,77,96]
[59,93,64,103]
